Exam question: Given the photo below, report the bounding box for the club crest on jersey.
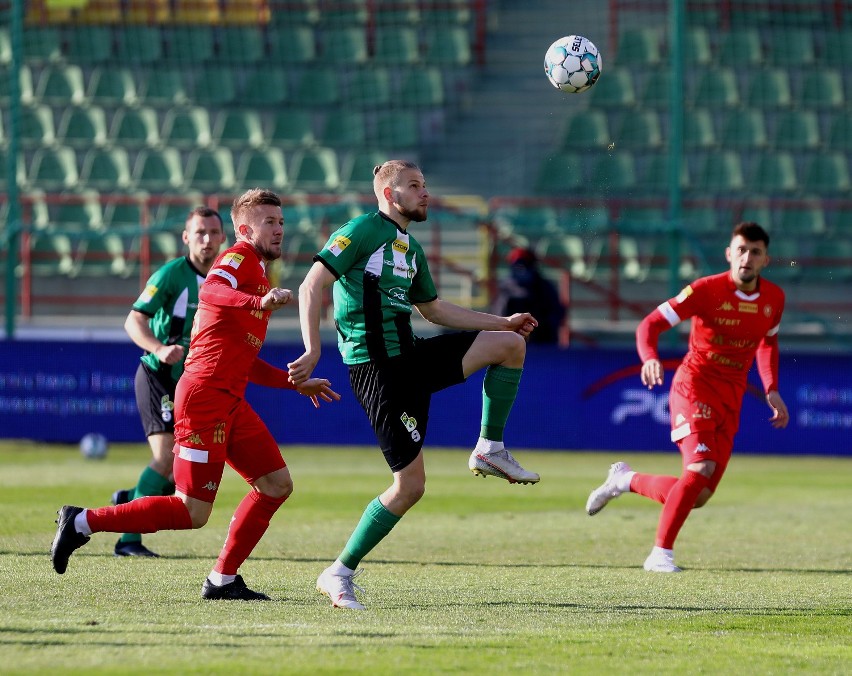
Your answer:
[675,285,693,303]
[221,252,244,269]
[329,235,351,256]
[764,305,773,317]
[138,284,158,304]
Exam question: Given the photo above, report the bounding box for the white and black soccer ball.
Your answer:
[544,35,602,93]
[79,432,109,460]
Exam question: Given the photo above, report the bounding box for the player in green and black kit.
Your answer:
[114,207,226,557]
[288,160,541,609]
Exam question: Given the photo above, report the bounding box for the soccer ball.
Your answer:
[544,35,602,93]
[80,432,109,460]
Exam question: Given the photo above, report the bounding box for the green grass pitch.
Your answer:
[0,442,849,674]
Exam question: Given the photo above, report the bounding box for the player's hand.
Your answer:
[766,390,789,429]
[506,312,538,338]
[287,351,320,386]
[641,359,664,389]
[155,344,184,365]
[296,378,341,409]
[261,288,292,312]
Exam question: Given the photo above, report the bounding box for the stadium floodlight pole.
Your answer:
[3,0,24,341]
[665,0,686,348]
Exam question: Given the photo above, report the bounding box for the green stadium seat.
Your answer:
[346,68,392,107]
[375,0,419,25]
[322,28,369,64]
[778,203,826,236]
[75,230,129,278]
[589,67,636,107]
[720,109,767,149]
[165,27,214,63]
[681,206,722,236]
[616,28,661,65]
[235,148,289,191]
[192,66,237,106]
[35,65,86,105]
[27,230,74,276]
[294,68,341,106]
[373,110,419,148]
[746,69,792,108]
[139,68,189,107]
[267,26,317,64]
[749,152,797,193]
[103,198,145,229]
[213,110,265,149]
[827,114,852,151]
[740,201,773,232]
[22,27,61,63]
[374,27,420,64]
[684,27,711,65]
[695,151,744,192]
[87,67,138,106]
[341,149,387,192]
[692,68,739,107]
[683,108,716,149]
[398,67,444,106]
[321,2,368,24]
[0,27,10,65]
[64,26,113,63]
[51,189,104,231]
[590,152,636,192]
[132,148,184,191]
[805,240,852,283]
[110,106,161,148]
[160,106,212,149]
[772,110,819,150]
[217,27,266,64]
[800,70,844,109]
[80,147,132,190]
[115,26,163,65]
[766,28,815,66]
[269,0,319,25]
[56,106,109,148]
[614,110,662,149]
[19,104,56,148]
[424,26,471,66]
[718,28,763,66]
[268,110,315,147]
[240,67,289,107]
[639,68,671,108]
[321,111,367,147]
[802,153,851,194]
[420,0,471,25]
[821,31,852,67]
[535,153,585,196]
[560,111,609,151]
[184,148,236,192]
[289,147,341,192]
[27,146,79,190]
[0,65,34,105]
[637,153,689,192]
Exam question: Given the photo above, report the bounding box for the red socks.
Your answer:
[654,471,711,549]
[86,496,192,533]
[630,473,679,505]
[214,490,287,576]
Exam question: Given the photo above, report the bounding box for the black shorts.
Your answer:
[348,331,479,472]
[134,362,178,437]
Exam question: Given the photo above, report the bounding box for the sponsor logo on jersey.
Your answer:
[695,443,711,453]
[675,285,693,303]
[717,301,734,312]
[245,332,263,350]
[738,301,758,314]
[392,239,409,254]
[329,235,351,256]
[138,284,158,304]
[221,252,245,269]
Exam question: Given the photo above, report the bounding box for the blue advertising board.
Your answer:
[0,340,849,456]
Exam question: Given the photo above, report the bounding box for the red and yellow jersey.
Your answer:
[638,271,785,405]
[182,241,272,398]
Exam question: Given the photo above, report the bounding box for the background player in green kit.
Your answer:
[115,206,227,557]
[288,160,540,610]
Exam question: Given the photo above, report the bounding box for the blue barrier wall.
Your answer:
[0,340,849,456]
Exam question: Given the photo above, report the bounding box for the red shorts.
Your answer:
[668,376,740,492]
[172,379,286,502]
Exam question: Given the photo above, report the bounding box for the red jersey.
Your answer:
[637,271,785,406]
[182,241,279,398]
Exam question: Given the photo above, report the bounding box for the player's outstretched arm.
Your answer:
[289,262,336,386]
[766,390,790,429]
[415,298,538,337]
[640,359,664,389]
[260,287,292,312]
[296,378,341,409]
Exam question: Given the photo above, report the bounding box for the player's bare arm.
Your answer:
[295,378,342,409]
[640,359,664,389]
[124,309,184,365]
[415,298,538,336]
[289,262,336,386]
[260,288,292,312]
[766,390,790,429]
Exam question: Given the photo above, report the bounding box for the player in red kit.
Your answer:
[51,189,341,599]
[585,222,789,572]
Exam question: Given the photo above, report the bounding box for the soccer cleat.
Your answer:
[468,448,540,484]
[51,505,90,574]
[114,539,159,558]
[585,461,633,516]
[110,488,132,506]
[316,567,366,610]
[643,547,682,573]
[201,575,270,601]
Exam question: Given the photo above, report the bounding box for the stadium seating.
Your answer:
[79,147,133,190]
[87,67,138,106]
[56,106,109,148]
[110,106,161,148]
[720,109,767,149]
[235,148,289,191]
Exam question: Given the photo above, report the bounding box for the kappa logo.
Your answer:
[717,301,734,312]
[189,433,203,445]
[695,443,711,453]
[203,481,218,491]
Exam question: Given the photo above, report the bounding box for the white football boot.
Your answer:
[468,440,540,484]
[585,461,634,515]
[643,547,682,573]
[316,567,366,610]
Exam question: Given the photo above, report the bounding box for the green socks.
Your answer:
[480,365,523,442]
[119,467,173,544]
[339,497,401,570]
